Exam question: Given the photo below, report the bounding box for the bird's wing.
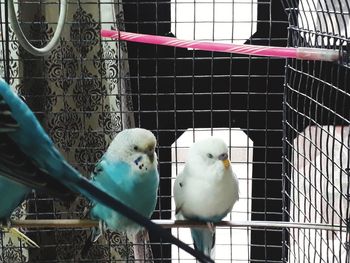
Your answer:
[89,158,128,206]
[86,159,106,210]
[174,171,186,216]
[90,159,134,206]
[82,159,131,255]
[91,158,131,188]
[90,158,105,181]
[0,94,75,199]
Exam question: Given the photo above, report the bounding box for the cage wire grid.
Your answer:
[282,1,350,262]
[0,0,348,263]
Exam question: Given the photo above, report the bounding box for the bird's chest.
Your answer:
[182,176,235,221]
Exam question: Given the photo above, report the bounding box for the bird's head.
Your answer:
[106,128,157,166]
[188,137,231,171]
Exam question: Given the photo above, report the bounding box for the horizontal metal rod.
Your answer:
[9,220,347,232]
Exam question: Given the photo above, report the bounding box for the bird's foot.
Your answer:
[91,220,105,243]
[207,222,215,233]
[99,220,105,232]
[0,220,40,248]
[82,202,93,218]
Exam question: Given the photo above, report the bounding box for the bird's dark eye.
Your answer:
[207,153,213,159]
[134,146,139,151]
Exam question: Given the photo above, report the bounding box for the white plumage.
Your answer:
[174,137,239,258]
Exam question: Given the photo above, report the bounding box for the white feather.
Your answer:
[174,137,239,220]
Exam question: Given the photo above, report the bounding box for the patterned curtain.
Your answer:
[0,0,135,261]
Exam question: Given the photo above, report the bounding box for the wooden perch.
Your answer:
[8,219,347,232]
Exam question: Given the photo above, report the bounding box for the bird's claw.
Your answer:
[92,220,105,243]
[82,203,93,218]
[0,220,40,248]
[99,220,105,233]
[207,222,215,233]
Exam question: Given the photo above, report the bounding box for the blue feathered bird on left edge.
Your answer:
[0,78,81,247]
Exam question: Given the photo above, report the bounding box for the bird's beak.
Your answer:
[222,159,230,169]
[218,153,230,169]
[146,149,155,163]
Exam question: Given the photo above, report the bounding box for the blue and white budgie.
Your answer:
[174,137,239,259]
[0,77,213,263]
[82,128,159,258]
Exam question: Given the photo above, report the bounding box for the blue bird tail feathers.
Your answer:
[191,227,216,258]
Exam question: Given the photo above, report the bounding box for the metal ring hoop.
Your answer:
[8,0,67,56]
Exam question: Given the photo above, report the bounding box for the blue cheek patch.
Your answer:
[134,156,143,165]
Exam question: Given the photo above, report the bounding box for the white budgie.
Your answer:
[174,137,239,259]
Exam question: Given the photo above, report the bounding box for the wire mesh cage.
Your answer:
[0,0,348,262]
[282,0,350,262]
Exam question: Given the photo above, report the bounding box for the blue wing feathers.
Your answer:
[90,158,159,230]
[0,79,81,191]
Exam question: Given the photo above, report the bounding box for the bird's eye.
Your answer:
[134,146,139,151]
[207,153,213,159]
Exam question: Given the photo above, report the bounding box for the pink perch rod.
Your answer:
[101,29,340,62]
